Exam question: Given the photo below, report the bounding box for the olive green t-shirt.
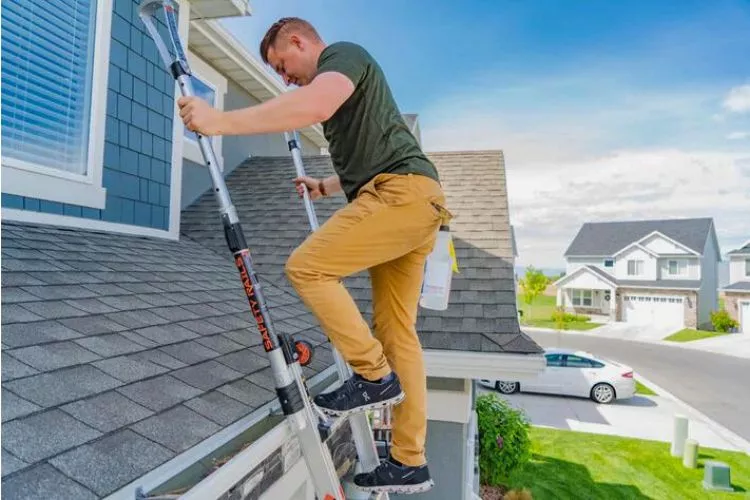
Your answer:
[315,41,440,202]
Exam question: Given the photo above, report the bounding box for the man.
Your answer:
[178,17,450,494]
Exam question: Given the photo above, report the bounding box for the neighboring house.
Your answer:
[1,2,545,500]
[720,241,750,334]
[553,218,721,330]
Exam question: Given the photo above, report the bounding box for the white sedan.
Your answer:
[480,348,636,404]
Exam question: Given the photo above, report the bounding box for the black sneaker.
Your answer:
[313,372,405,417]
[353,456,434,494]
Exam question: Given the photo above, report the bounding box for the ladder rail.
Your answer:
[284,132,388,481]
[139,2,345,499]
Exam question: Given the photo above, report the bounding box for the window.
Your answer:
[668,259,687,276]
[627,260,644,276]
[745,259,750,277]
[545,354,564,367]
[571,289,592,306]
[182,51,226,170]
[604,259,614,268]
[1,0,109,208]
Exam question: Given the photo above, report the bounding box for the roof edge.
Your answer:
[424,349,545,381]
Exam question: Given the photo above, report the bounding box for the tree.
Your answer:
[518,266,548,318]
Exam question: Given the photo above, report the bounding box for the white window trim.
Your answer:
[745,258,750,277]
[627,259,644,276]
[1,0,113,209]
[667,259,688,277]
[571,289,593,307]
[182,50,227,170]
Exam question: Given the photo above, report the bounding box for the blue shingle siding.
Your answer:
[1,1,174,232]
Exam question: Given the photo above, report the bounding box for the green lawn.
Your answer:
[635,380,657,396]
[517,295,602,331]
[501,427,750,499]
[665,328,729,343]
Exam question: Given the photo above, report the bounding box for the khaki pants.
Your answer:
[285,172,449,467]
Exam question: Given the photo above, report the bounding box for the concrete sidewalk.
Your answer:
[480,378,750,454]
[524,325,750,360]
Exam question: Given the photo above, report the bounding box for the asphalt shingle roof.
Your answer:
[0,221,331,497]
[564,217,714,257]
[1,149,541,497]
[723,281,750,291]
[728,242,750,255]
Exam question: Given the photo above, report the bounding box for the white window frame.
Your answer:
[627,260,644,276]
[745,258,750,277]
[1,0,113,209]
[182,50,227,171]
[667,259,688,277]
[571,289,593,307]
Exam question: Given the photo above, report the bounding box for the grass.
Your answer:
[517,295,602,331]
[497,427,750,499]
[635,380,657,396]
[665,328,730,343]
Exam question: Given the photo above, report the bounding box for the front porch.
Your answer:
[554,266,618,322]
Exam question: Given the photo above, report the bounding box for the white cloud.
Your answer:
[722,84,750,113]
[727,131,750,140]
[504,150,750,268]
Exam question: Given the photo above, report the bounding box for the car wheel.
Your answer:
[495,381,519,394]
[591,383,615,404]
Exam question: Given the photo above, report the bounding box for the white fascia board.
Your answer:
[424,350,546,381]
[636,230,702,256]
[612,242,660,259]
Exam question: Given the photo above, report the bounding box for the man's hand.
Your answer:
[294,176,323,200]
[178,96,225,136]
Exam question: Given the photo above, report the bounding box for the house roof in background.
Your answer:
[555,265,701,290]
[181,151,543,354]
[564,218,714,257]
[728,241,750,255]
[722,281,750,291]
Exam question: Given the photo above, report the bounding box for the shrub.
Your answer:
[551,308,590,329]
[476,392,532,486]
[711,309,738,332]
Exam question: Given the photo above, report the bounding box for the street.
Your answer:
[525,329,750,444]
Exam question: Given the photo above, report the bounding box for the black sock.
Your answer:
[389,456,405,467]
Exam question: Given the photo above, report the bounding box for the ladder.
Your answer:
[139,2,388,498]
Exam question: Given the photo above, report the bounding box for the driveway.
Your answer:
[525,328,750,446]
[478,385,747,452]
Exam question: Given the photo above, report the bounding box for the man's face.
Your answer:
[266,35,316,87]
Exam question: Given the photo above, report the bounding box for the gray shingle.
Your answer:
[1,287,43,304]
[2,409,101,463]
[0,464,98,500]
[98,294,155,311]
[74,334,147,357]
[217,378,275,408]
[149,305,202,321]
[4,365,122,407]
[133,323,199,344]
[58,314,129,335]
[131,405,221,453]
[1,272,46,287]
[194,333,245,354]
[6,341,101,372]
[116,375,202,411]
[60,298,119,314]
[215,348,270,374]
[724,281,750,290]
[158,340,222,364]
[128,349,188,370]
[171,360,243,391]
[15,300,89,320]
[1,389,42,422]
[19,285,98,300]
[184,390,254,426]
[1,353,40,381]
[49,430,174,497]
[105,309,171,329]
[1,304,44,323]
[2,450,28,477]
[61,391,154,433]
[93,354,170,383]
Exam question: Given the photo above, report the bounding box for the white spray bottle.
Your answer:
[420,225,455,310]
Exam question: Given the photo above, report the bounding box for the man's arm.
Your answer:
[320,175,342,196]
[178,72,354,137]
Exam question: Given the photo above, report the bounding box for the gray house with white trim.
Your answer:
[554,218,721,330]
[720,241,750,334]
[1,1,544,499]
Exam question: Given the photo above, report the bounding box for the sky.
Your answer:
[221,0,750,269]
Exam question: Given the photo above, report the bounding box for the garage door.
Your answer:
[741,302,750,334]
[622,295,684,328]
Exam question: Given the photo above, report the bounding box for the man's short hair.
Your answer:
[259,17,322,64]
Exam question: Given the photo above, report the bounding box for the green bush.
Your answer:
[551,308,590,325]
[476,392,532,486]
[711,309,738,332]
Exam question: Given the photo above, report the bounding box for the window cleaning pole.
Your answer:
[139,2,345,498]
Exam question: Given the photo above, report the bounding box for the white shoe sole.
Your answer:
[318,391,406,418]
[353,479,435,494]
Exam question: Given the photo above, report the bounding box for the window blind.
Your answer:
[1,0,97,175]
